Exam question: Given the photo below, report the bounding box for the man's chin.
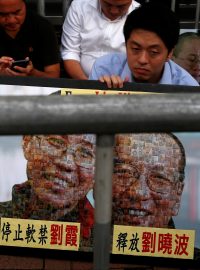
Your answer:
[113,214,146,226]
[36,191,77,211]
[133,75,150,83]
[5,25,20,32]
[113,213,165,227]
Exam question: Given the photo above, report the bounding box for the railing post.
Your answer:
[195,0,200,29]
[93,135,114,270]
[171,0,176,11]
[37,0,45,16]
[62,0,72,16]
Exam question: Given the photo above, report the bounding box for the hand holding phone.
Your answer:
[11,59,29,71]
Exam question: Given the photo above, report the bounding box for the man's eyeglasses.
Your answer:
[114,171,176,194]
[34,135,95,168]
[113,160,183,194]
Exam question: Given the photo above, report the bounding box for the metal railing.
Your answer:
[1,83,200,269]
[33,0,200,29]
[171,0,176,11]
[176,0,200,29]
[35,0,71,17]
[26,0,72,25]
[195,0,200,29]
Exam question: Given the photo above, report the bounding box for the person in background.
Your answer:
[113,133,185,228]
[0,0,60,78]
[89,2,199,87]
[172,32,200,84]
[60,0,140,79]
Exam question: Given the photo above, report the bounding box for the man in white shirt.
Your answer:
[60,0,140,79]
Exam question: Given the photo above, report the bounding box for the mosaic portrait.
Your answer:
[0,132,190,253]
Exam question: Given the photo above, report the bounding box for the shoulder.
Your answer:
[165,60,199,86]
[65,0,98,25]
[0,200,12,218]
[94,52,127,67]
[69,0,98,12]
[129,1,140,11]
[12,181,32,203]
[125,1,140,16]
[89,53,127,80]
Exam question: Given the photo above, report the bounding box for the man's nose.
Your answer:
[55,152,77,171]
[5,14,17,23]
[191,62,200,79]
[138,51,149,64]
[129,174,161,201]
[138,174,151,195]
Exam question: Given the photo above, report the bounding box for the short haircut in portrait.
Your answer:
[113,133,185,228]
[17,134,96,221]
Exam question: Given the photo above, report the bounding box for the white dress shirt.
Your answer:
[61,0,140,76]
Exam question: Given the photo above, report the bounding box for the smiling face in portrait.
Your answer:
[23,134,96,213]
[126,29,172,83]
[112,133,185,228]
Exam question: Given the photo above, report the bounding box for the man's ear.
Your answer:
[167,49,174,61]
[172,181,184,216]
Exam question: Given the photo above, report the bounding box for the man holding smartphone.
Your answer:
[0,0,60,78]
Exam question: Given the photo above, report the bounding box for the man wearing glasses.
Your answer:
[0,133,185,229]
[112,133,185,228]
[0,134,95,237]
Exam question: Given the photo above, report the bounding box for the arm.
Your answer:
[63,60,88,80]
[5,59,60,78]
[61,2,85,78]
[29,63,60,78]
[31,15,60,78]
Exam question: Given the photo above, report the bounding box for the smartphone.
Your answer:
[11,59,29,70]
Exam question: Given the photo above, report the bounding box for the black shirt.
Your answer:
[0,10,60,71]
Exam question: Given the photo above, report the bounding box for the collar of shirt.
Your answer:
[121,60,133,82]
[158,61,172,84]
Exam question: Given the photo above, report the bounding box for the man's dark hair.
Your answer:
[123,2,180,52]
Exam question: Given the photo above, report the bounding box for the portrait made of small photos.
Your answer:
[0,132,189,253]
